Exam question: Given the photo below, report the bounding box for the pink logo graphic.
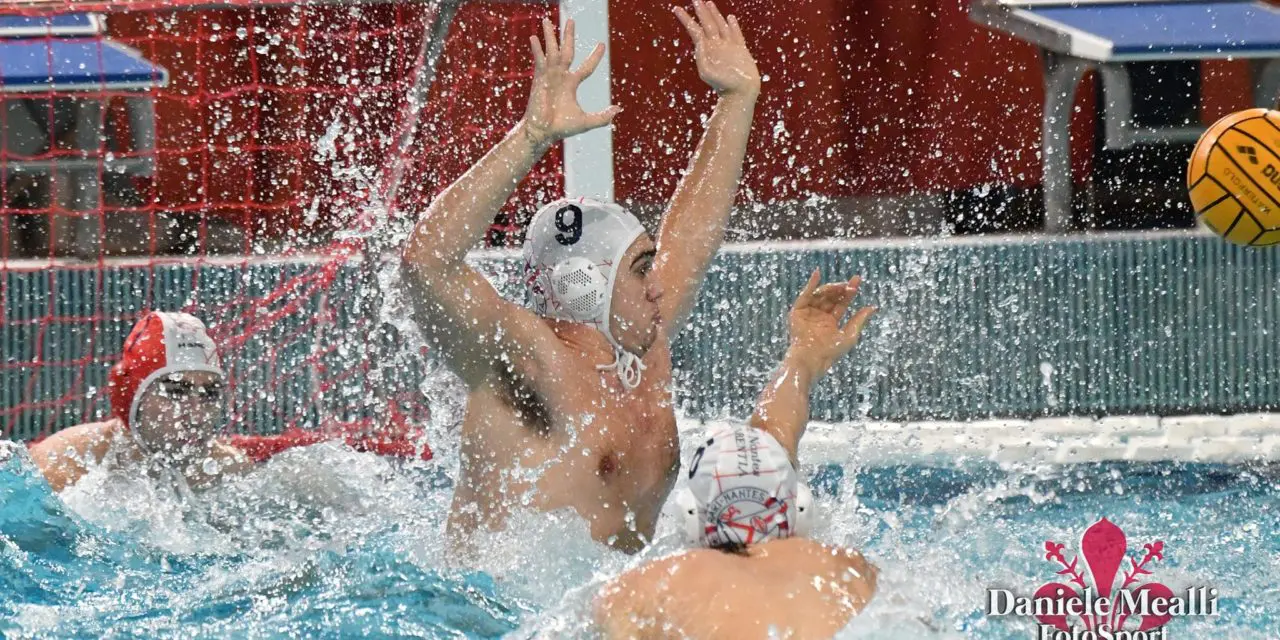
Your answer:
[986,518,1218,639]
[1036,518,1172,633]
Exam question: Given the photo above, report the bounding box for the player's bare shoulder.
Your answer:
[594,549,709,635]
[624,547,742,600]
[28,418,121,492]
[212,440,254,474]
[796,538,879,605]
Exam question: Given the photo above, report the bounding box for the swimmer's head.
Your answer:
[675,425,813,551]
[522,198,663,387]
[108,312,226,455]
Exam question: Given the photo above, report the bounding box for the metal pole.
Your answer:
[1042,52,1093,234]
[377,0,463,234]
[560,0,613,201]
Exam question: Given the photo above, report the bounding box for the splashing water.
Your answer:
[2,427,1277,639]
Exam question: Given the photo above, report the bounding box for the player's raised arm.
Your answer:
[650,1,761,332]
[750,270,876,463]
[402,18,621,387]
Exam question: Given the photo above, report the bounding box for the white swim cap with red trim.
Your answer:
[522,197,648,389]
[675,425,813,549]
[108,311,224,428]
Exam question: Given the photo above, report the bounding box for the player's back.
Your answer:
[597,536,879,639]
[446,336,680,554]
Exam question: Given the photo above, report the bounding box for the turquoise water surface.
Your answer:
[1,437,1276,639]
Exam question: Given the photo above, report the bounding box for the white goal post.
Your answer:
[560,0,614,202]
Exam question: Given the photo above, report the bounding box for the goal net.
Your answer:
[1,0,560,443]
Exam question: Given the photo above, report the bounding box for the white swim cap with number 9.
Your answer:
[522,197,649,388]
[522,197,645,331]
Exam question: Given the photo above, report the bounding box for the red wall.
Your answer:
[109,0,1259,238]
[610,0,1255,203]
[611,0,1056,202]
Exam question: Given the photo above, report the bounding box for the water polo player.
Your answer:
[29,311,252,493]
[595,270,879,638]
[401,1,761,553]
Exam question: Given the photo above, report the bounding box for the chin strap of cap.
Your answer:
[596,348,646,391]
[128,426,154,456]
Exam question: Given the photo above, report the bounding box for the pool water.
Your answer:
[1,432,1276,639]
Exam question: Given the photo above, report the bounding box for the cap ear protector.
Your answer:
[792,481,814,537]
[546,256,609,322]
[676,485,703,545]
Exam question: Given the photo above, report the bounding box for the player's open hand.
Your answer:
[523,18,620,148]
[787,269,877,378]
[674,1,760,98]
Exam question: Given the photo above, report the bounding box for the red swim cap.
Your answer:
[108,312,224,428]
